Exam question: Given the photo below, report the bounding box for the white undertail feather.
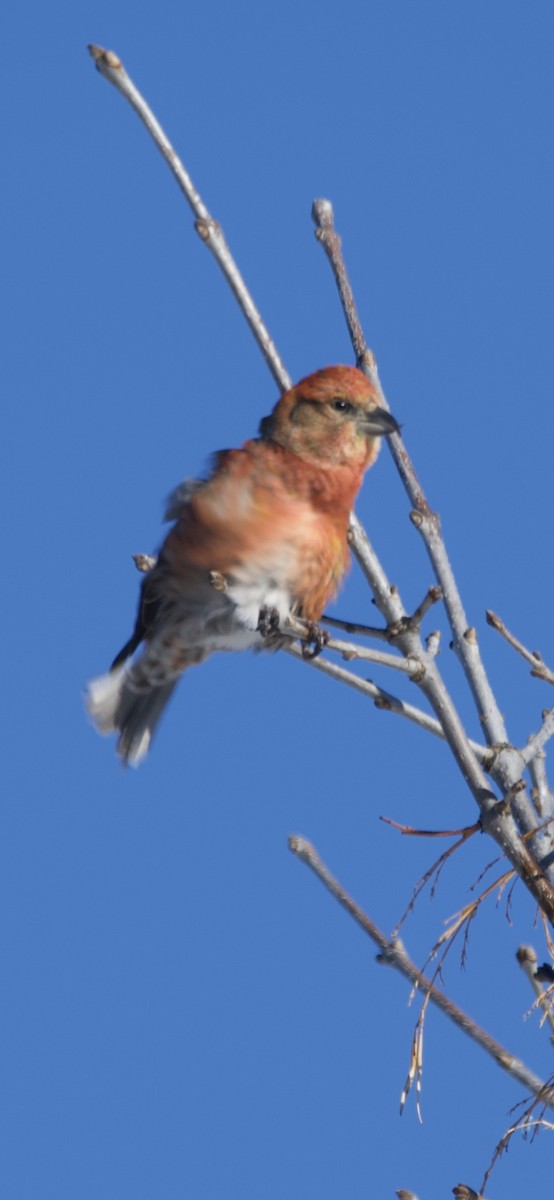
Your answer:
[85,581,294,765]
[86,665,128,733]
[86,662,171,766]
[123,727,151,767]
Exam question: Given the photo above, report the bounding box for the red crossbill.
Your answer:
[87,365,399,764]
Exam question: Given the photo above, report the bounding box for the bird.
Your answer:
[86,365,399,765]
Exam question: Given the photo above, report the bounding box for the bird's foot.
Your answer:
[301,622,329,660]
[209,570,228,592]
[258,605,282,638]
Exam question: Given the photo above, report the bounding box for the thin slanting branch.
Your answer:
[321,585,443,658]
[312,199,508,750]
[521,709,554,767]
[384,820,481,935]
[349,520,549,862]
[312,205,554,884]
[281,614,421,675]
[284,642,491,763]
[324,588,443,647]
[522,725,554,865]
[486,610,554,686]
[321,613,391,641]
[289,835,554,1108]
[88,45,290,393]
[313,635,421,675]
[528,751,554,821]
[481,1111,554,1198]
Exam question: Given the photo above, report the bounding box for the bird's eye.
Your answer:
[331,399,353,414]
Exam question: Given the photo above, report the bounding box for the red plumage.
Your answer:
[87,366,398,764]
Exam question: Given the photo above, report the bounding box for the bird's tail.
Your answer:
[86,663,178,766]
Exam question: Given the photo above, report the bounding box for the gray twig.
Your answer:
[88,44,290,392]
[312,198,509,751]
[487,610,554,686]
[290,836,554,1107]
[521,709,554,767]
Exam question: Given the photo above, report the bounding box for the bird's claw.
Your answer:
[301,623,329,660]
[258,605,281,638]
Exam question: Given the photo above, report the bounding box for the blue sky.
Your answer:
[4,3,554,1196]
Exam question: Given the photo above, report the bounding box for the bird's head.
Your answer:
[259,365,399,470]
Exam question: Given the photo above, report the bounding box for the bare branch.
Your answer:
[311,206,554,894]
[283,643,489,760]
[411,584,444,625]
[432,870,514,958]
[384,822,480,935]
[347,523,493,780]
[280,616,418,674]
[486,610,554,685]
[88,44,290,392]
[311,199,367,360]
[351,522,554,895]
[321,613,391,642]
[528,750,554,820]
[481,1090,554,1195]
[382,818,480,840]
[312,199,509,750]
[521,708,554,767]
[289,836,554,1106]
[320,636,422,675]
